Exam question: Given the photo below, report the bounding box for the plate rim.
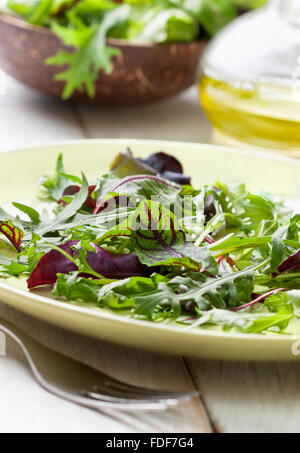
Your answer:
[1,137,300,167]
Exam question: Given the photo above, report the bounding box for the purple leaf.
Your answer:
[27,242,76,289]
[110,149,190,185]
[162,171,191,185]
[137,152,191,185]
[204,193,217,221]
[93,194,131,215]
[27,240,149,289]
[58,185,96,210]
[276,249,300,275]
[131,200,217,274]
[138,152,183,175]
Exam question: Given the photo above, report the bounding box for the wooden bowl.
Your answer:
[0,13,206,105]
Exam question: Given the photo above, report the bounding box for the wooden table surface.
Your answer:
[0,74,299,434]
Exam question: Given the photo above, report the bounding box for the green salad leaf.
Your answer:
[131,199,217,272]
[47,5,130,99]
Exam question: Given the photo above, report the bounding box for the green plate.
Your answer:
[0,139,300,361]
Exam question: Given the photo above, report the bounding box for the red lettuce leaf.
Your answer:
[131,200,217,274]
[138,152,183,175]
[27,240,150,289]
[161,171,191,185]
[138,152,191,185]
[204,193,217,221]
[111,150,191,185]
[93,194,131,215]
[276,249,300,275]
[58,185,96,209]
[0,220,24,253]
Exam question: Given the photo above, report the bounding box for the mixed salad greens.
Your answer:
[2,0,266,99]
[0,148,299,335]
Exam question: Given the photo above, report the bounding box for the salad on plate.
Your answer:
[0,148,299,335]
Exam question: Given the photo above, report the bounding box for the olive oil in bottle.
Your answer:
[200,0,300,157]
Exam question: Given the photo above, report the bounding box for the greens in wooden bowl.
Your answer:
[0,0,265,103]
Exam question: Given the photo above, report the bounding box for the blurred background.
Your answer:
[1,0,299,157]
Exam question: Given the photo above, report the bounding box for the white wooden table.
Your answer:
[0,74,299,434]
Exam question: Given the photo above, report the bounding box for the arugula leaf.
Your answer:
[39,153,77,201]
[170,259,266,309]
[264,291,291,313]
[54,273,165,312]
[245,304,294,334]
[54,272,109,304]
[187,304,293,334]
[209,235,270,256]
[12,203,40,225]
[54,256,266,320]
[0,260,28,278]
[46,5,130,99]
[37,173,89,236]
[105,259,265,316]
[97,273,183,319]
[238,194,277,232]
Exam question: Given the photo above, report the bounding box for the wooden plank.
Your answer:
[1,337,141,433]
[74,87,212,144]
[0,302,212,433]
[0,74,83,152]
[186,358,300,433]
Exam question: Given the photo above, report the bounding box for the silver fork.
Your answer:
[0,317,198,411]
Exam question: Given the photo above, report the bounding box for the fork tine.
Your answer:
[90,384,197,402]
[79,393,171,411]
[84,390,179,407]
[92,370,198,398]
[98,381,199,400]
